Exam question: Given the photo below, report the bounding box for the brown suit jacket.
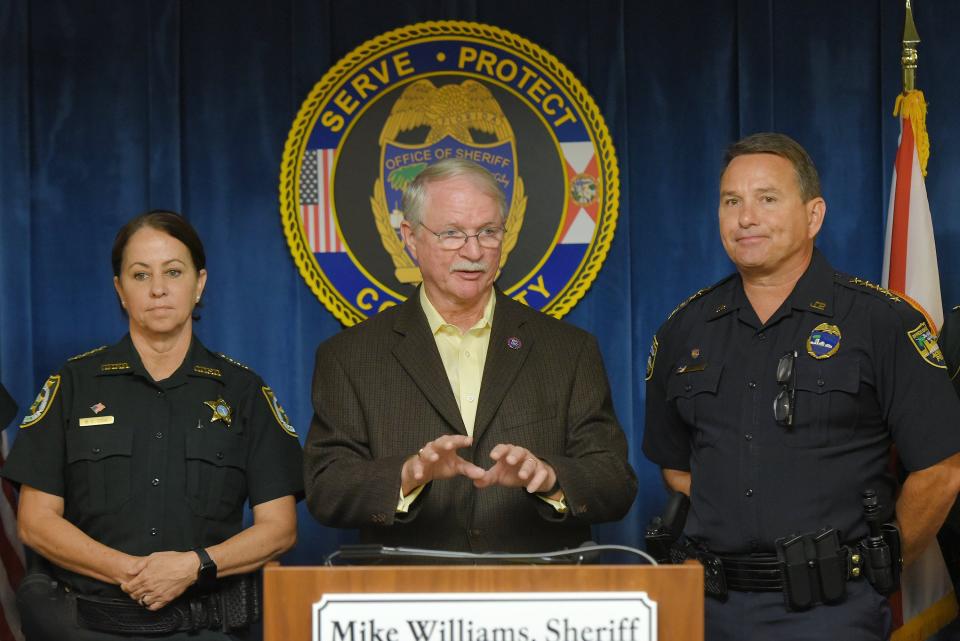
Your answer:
[303,290,637,553]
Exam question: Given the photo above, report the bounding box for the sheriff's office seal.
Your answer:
[280,21,619,325]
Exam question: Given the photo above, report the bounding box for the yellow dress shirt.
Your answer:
[398,289,564,513]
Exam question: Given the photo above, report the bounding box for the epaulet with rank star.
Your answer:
[840,273,945,369]
[646,274,734,382]
[665,274,735,322]
[67,346,108,361]
[216,352,251,371]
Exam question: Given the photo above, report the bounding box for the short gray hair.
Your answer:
[401,158,508,226]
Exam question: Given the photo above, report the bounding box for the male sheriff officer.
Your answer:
[643,132,960,640]
[303,158,636,554]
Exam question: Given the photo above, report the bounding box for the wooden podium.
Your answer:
[263,564,703,641]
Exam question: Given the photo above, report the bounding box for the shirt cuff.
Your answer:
[537,491,567,513]
[397,484,426,513]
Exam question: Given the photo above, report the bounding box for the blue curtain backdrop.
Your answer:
[2,0,960,565]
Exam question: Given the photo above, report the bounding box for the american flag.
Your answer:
[300,148,343,253]
[0,381,24,640]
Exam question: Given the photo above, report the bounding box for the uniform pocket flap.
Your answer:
[66,426,133,463]
[185,429,245,468]
[796,357,860,395]
[666,364,723,400]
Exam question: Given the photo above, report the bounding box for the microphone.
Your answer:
[324,541,656,566]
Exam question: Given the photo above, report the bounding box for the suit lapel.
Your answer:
[473,292,533,440]
[391,295,467,435]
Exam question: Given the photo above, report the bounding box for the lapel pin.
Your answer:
[90,402,106,414]
[507,337,522,350]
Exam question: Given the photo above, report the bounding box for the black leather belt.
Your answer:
[75,592,224,634]
[717,553,785,592]
[73,572,260,634]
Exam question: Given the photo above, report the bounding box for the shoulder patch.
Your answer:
[261,386,297,437]
[68,346,108,361]
[907,321,947,369]
[644,335,659,381]
[20,375,61,428]
[216,353,250,371]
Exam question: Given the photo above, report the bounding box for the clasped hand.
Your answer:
[120,550,198,611]
[401,434,558,495]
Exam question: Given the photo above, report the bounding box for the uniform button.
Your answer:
[745,489,754,497]
[744,433,753,441]
[155,432,163,439]
[465,394,476,403]
[151,478,160,486]
[150,527,159,536]
[156,391,163,397]
[758,333,767,341]
[817,379,825,387]
[684,384,692,392]
[464,351,471,358]
[216,451,224,460]
[92,447,101,455]
[748,381,757,389]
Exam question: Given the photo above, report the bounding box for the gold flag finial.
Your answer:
[894,0,930,175]
[902,0,920,92]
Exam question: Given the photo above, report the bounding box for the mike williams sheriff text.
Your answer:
[325,617,648,641]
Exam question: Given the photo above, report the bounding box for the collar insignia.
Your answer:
[100,362,131,372]
[193,365,222,378]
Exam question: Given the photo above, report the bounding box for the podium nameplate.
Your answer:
[312,592,657,641]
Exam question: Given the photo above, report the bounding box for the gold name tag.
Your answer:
[79,416,115,427]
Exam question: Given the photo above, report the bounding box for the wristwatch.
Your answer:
[193,547,218,591]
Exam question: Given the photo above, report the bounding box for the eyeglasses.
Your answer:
[773,350,797,427]
[418,223,505,250]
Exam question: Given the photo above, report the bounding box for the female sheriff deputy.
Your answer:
[3,211,303,640]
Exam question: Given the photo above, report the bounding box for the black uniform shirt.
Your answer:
[0,382,15,430]
[2,335,303,597]
[939,306,960,397]
[643,250,960,553]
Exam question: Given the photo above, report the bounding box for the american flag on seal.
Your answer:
[300,148,343,253]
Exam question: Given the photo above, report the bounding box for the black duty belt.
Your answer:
[717,553,787,592]
[675,528,867,610]
[74,573,260,635]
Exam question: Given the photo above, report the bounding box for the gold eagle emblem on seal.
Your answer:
[371,79,527,284]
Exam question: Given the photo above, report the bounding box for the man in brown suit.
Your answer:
[303,159,636,554]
